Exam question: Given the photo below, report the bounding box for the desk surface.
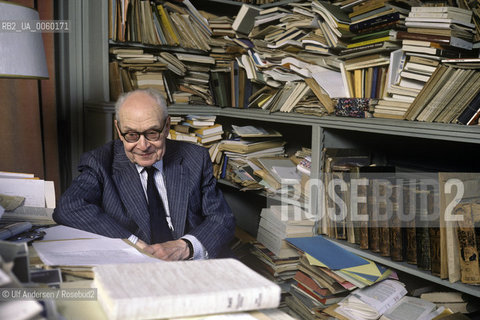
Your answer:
[57,280,107,320]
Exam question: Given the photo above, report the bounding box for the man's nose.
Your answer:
[137,134,150,149]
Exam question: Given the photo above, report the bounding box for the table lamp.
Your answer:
[0,1,48,79]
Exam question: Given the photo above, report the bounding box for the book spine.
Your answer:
[349,1,385,18]
[368,184,380,252]
[456,89,480,124]
[358,182,369,249]
[416,225,431,270]
[429,227,441,276]
[396,31,450,43]
[378,183,390,257]
[415,190,433,271]
[350,12,400,32]
[456,203,480,284]
[403,185,417,264]
[347,36,391,49]
[339,41,385,55]
[390,185,403,261]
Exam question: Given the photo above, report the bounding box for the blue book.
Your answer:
[286,235,369,270]
[371,67,379,98]
[220,155,228,179]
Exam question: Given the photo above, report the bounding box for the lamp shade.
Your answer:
[0,2,48,79]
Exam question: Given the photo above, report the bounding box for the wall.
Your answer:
[0,0,60,196]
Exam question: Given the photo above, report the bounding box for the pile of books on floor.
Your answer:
[252,205,314,311]
[242,242,300,312]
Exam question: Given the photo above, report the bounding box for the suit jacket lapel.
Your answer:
[163,140,188,239]
[112,141,151,242]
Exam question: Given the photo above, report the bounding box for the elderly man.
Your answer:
[53,88,235,260]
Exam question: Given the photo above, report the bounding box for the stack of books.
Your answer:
[285,235,394,319]
[217,125,287,188]
[257,205,315,259]
[374,6,477,120]
[109,47,168,101]
[169,114,222,146]
[311,0,353,48]
[209,15,235,37]
[175,53,216,105]
[244,242,301,311]
[346,0,409,50]
[403,6,475,56]
[403,59,480,123]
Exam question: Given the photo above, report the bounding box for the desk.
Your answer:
[56,280,107,320]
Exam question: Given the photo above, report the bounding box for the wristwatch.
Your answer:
[182,238,194,260]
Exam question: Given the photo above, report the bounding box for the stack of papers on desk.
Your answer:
[0,171,55,225]
[33,226,160,278]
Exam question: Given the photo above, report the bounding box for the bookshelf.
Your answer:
[329,238,480,298]
[78,0,480,301]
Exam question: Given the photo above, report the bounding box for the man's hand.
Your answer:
[143,239,190,261]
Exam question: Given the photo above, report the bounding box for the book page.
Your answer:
[33,237,160,266]
[309,65,348,98]
[0,178,45,207]
[350,280,407,315]
[381,296,436,320]
[93,259,281,319]
[41,225,109,241]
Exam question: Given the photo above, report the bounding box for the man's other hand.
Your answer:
[143,239,190,261]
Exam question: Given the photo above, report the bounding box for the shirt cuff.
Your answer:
[128,234,139,245]
[181,234,208,260]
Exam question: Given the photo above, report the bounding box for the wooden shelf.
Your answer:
[327,238,480,298]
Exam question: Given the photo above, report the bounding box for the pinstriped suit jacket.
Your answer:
[53,139,235,258]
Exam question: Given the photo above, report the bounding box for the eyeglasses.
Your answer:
[118,120,167,143]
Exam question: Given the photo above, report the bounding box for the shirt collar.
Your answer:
[135,159,164,175]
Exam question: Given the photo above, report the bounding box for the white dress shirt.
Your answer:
[127,160,207,259]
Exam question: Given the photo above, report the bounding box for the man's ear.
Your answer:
[114,120,122,140]
[165,116,171,133]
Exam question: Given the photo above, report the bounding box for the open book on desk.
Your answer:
[59,277,290,320]
[93,258,281,320]
[32,226,160,278]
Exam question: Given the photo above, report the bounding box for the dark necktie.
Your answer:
[146,166,173,243]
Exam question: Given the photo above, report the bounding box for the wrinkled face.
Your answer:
[115,92,170,167]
